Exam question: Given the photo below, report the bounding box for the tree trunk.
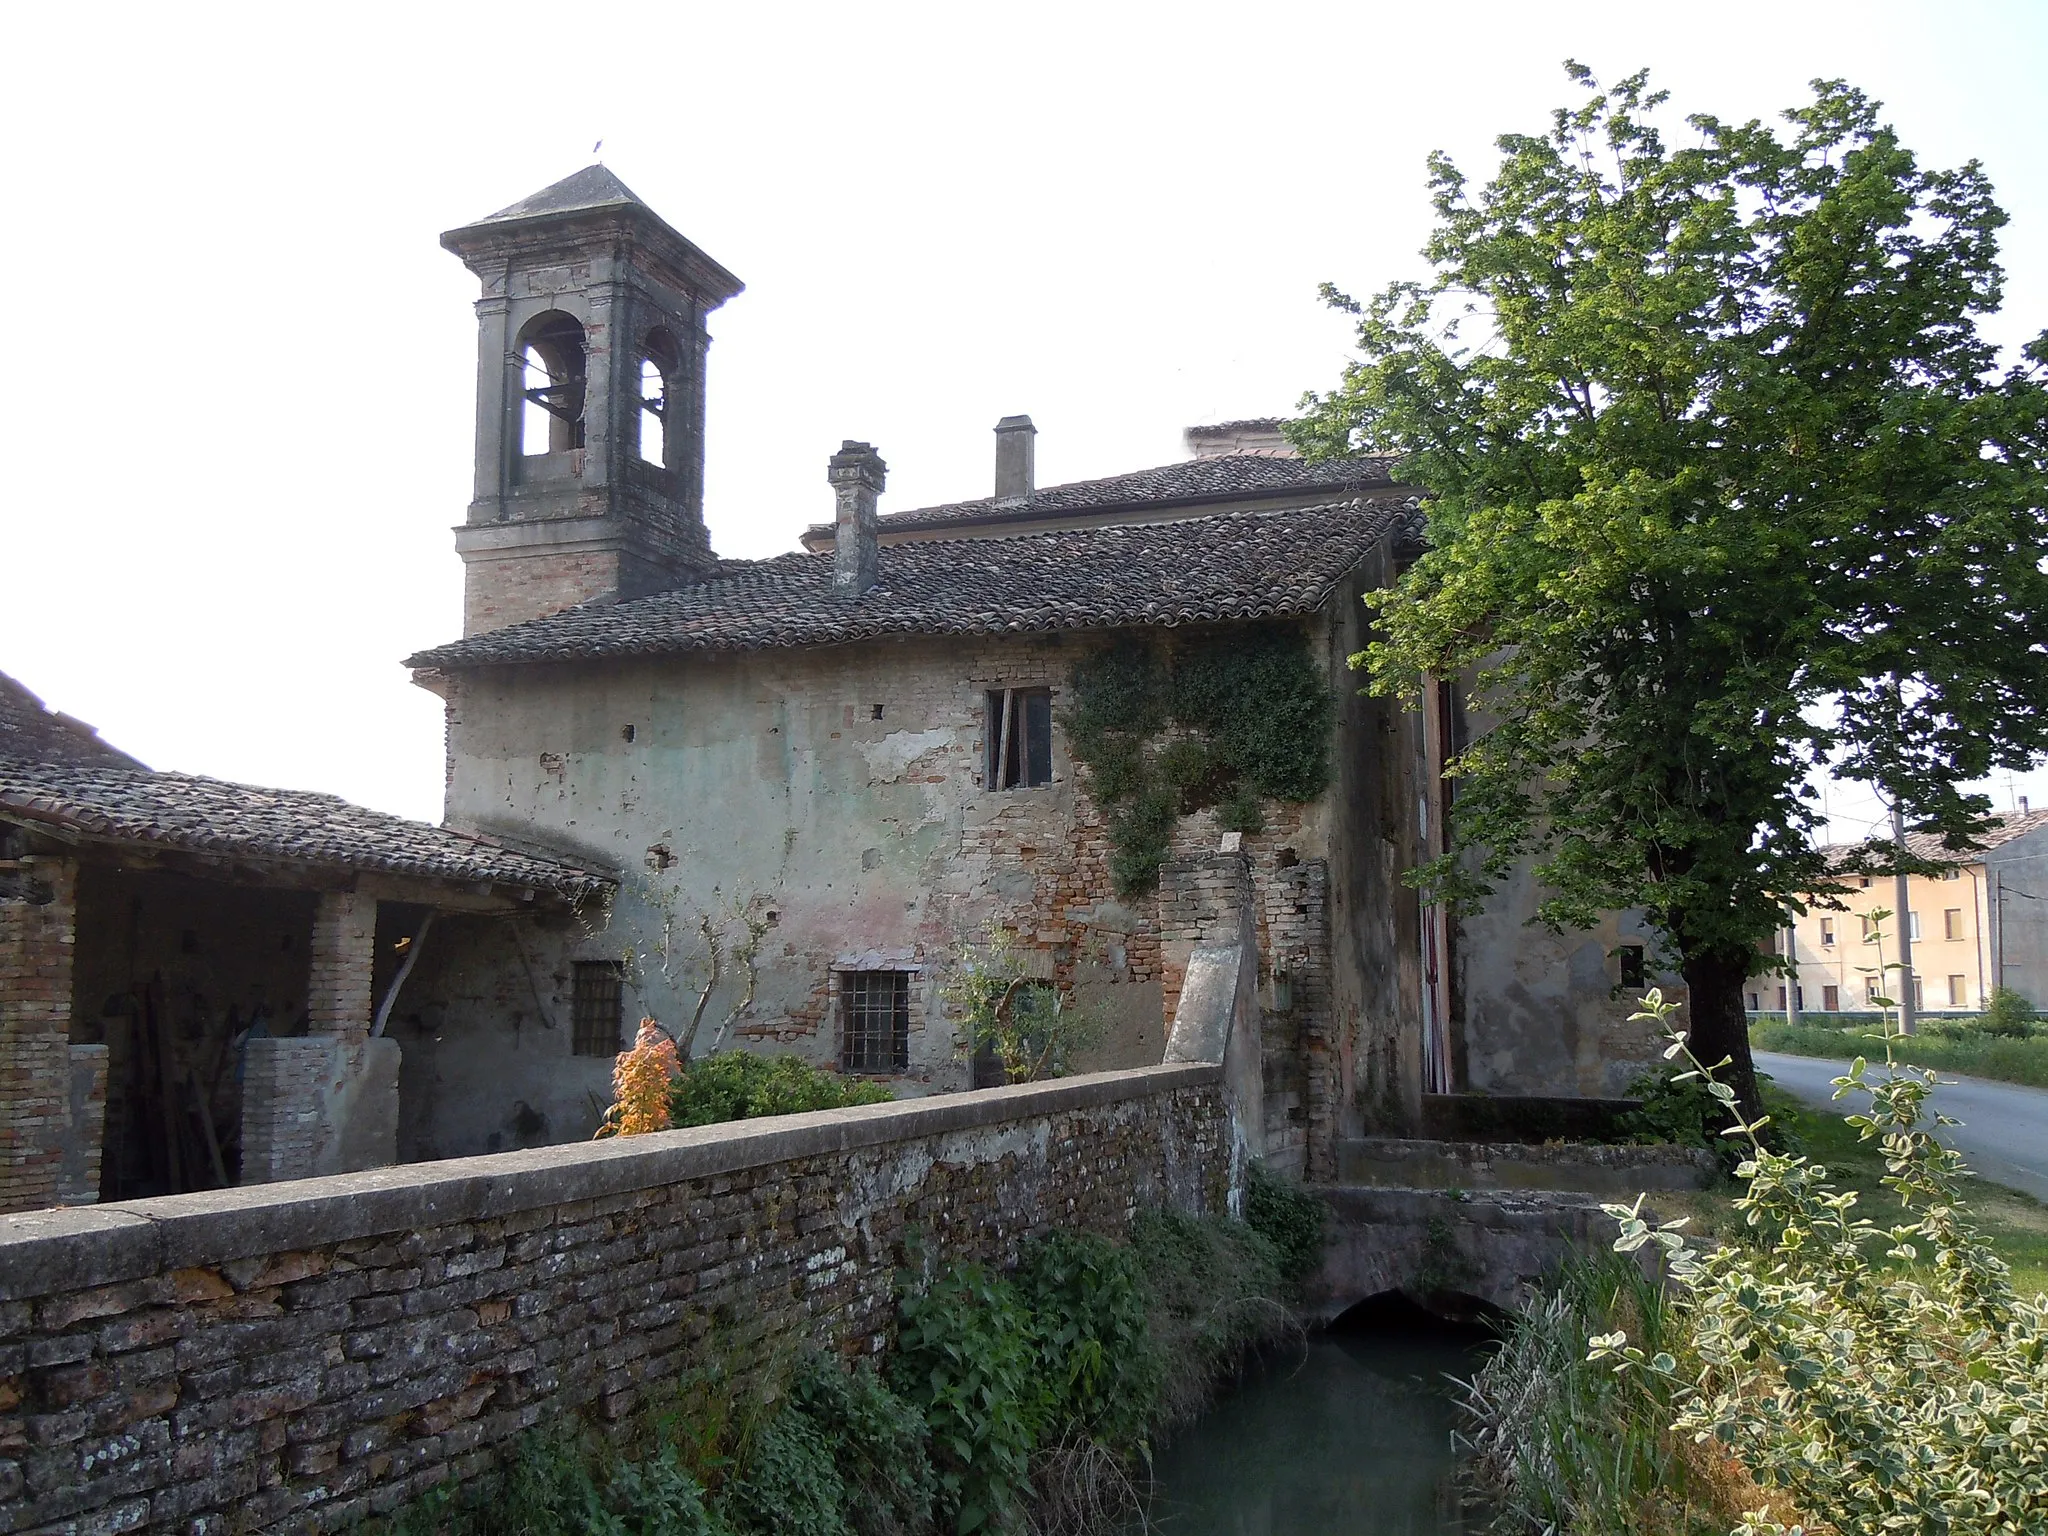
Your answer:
[1679,948,1764,1123]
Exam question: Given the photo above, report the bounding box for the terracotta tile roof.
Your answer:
[409,496,1416,670]
[805,452,1401,543]
[0,671,144,770]
[0,759,612,900]
[1823,808,2048,870]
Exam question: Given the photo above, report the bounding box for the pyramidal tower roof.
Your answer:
[471,164,650,225]
[441,164,743,305]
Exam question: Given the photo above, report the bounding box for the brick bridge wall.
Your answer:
[0,1064,1228,1536]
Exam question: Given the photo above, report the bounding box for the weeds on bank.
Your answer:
[374,1174,1322,1536]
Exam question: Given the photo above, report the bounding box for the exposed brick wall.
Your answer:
[0,857,76,1215]
[308,894,375,1049]
[1264,862,1331,1180]
[0,1065,1227,1536]
[241,1038,341,1185]
[58,1045,108,1206]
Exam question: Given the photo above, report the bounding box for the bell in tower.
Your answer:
[440,167,744,636]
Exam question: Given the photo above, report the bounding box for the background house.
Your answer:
[1778,808,2048,1015]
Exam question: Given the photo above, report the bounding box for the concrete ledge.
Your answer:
[1336,1137,1719,1194]
[0,1205,160,1301]
[0,1064,1219,1296]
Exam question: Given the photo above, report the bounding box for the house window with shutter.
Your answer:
[986,688,1053,789]
[1823,985,1840,1011]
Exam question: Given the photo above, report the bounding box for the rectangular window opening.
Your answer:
[985,687,1054,790]
[841,970,911,1075]
[1823,985,1840,1012]
[1865,975,1882,1004]
[1944,908,1963,941]
[1820,917,1835,946]
[1908,911,1922,942]
[1949,974,1968,1007]
[1618,944,1645,988]
[571,961,625,1057]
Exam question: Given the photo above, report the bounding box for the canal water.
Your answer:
[1143,1296,1493,1534]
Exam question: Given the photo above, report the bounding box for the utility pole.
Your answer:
[1892,801,1918,1035]
[1784,922,1800,1028]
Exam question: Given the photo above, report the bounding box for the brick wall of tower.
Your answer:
[462,551,621,639]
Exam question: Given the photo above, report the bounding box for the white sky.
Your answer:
[3,1,2043,833]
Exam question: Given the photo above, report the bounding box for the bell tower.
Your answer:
[441,167,744,636]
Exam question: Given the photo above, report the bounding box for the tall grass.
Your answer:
[1458,1250,1762,1536]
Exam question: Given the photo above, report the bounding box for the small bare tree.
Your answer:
[620,878,774,1060]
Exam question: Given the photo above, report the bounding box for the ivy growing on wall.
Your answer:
[1062,627,1335,896]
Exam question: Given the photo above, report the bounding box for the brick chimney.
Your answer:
[830,441,887,596]
[994,415,1036,504]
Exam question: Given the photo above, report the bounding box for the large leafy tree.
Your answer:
[1295,66,2048,1113]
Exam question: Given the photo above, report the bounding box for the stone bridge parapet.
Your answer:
[0,1065,1229,1536]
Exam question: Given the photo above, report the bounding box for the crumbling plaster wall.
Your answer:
[421,623,1379,1163]
[1448,694,1677,1098]
[1323,547,1430,1164]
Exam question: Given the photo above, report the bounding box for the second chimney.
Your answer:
[994,415,1036,504]
[830,441,887,596]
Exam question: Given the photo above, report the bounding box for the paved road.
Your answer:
[1755,1050,2048,1204]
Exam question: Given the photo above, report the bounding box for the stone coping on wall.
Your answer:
[0,1064,1220,1303]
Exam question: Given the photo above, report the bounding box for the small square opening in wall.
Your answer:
[986,687,1053,789]
[1617,944,1646,988]
[571,961,624,1057]
[842,970,910,1074]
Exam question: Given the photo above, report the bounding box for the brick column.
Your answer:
[0,857,77,1214]
[239,892,393,1185]
[308,892,376,1046]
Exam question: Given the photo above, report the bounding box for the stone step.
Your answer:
[1335,1136,1719,1195]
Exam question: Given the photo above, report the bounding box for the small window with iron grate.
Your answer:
[986,688,1053,789]
[571,961,624,1057]
[841,970,911,1075]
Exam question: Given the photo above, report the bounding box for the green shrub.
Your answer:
[381,1430,729,1536]
[891,1264,1044,1533]
[1599,986,2048,1533]
[1015,1232,1161,1453]
[1981,985,2039,1038]
[787,1358,936,1536]
[669,1053,892,1127]
[721,1408,846,1536]
[1242,1163,1327,1285]
[1129,1208,1290,1428]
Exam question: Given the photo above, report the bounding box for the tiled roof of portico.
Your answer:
[0,758,612,900]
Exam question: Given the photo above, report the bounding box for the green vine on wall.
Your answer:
[1062,627,1335,896]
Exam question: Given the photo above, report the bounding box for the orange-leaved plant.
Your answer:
[597,1018,679,1138]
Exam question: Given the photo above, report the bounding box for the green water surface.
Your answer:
[1144,1309,1488,1535]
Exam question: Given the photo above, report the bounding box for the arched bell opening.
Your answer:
[517,311,587,456]
[637,328,682,469]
